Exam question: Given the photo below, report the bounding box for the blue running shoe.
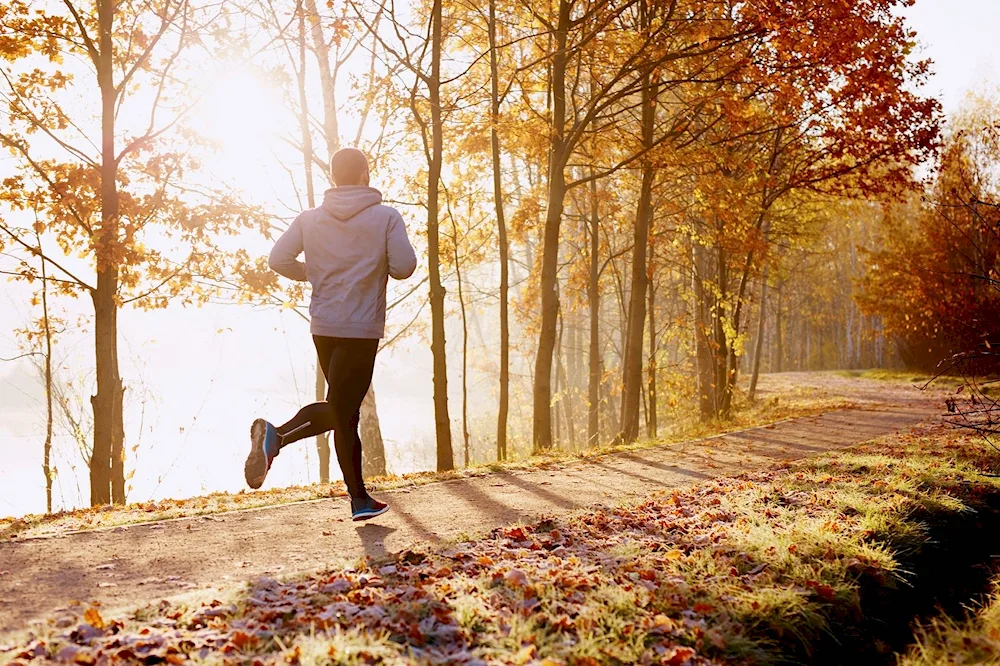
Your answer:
[245,419,280,489]
[351,495,389,522]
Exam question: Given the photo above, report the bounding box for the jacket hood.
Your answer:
[321,185,383,221]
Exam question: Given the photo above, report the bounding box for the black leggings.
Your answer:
[276,336,379,499]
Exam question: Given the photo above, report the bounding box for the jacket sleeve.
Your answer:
[386,210,418,280]
[268,215,308,282]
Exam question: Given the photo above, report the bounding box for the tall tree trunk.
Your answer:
[747,267,769,402]
[38,232,54,513]
[429,0,454,470]
[91,0,124,506]
[646,241,657,440]
[818,325,825,370]
[360,387,386,477]
[587,177,601,448]
[532,0,569,454]
[304,0,390,478]
[801,318,809,370]
[571,311,584,432]
[489,0,509,463]
[304,0,339,156]
[619,64,658,444]
[454,236,471,466]
[693,242,715,420]
[314,369,332,481]
[556,313,575,448]
[774,283,784,373]
[714,245,729,418]
[293,2,333,483]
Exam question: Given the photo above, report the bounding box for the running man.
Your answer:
[244,147,417,521]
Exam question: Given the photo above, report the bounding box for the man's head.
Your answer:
[330,147,370,187]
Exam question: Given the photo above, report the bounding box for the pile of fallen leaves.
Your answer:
[2,426,996,666]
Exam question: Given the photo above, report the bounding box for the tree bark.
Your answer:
[774,283,783,373]
[91,0,125,506]
[587,177,601,448]
[454,235,471,466]
[532,0,570,453]
[429,0,454,470]
[489,0,509,463]
[38,232,54,513]
[312,368,331,481]
[619,64,657,444]
[556,313,575,448]
[360,387,386,477]
[292,1,333,483]
[747,267,769,402]
[646,240,657,440]
[303,0,339,157]
[713,243,731,419]
[693,242,715,420]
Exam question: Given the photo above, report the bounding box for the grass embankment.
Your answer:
[2,425,998,666]
[900,582,1000,665]
[838,368,999,394]
[0,390,854,541]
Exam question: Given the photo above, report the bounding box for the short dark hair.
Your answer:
[330,147,369,186]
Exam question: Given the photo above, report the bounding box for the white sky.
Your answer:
[904,0,1000,112]
[1,0,999,518]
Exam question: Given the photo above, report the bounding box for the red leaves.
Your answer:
[664,646,697,665]
[805,580,837,601]
[229,631,258,651]
[505,526,528,541]
[504,568,530,589]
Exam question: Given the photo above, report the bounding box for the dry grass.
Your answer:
[899,584,1000,665]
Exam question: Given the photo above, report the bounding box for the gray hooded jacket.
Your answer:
[269,186,417,339]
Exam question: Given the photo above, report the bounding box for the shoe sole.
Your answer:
[352,505,390,522]
[245,418,268,490]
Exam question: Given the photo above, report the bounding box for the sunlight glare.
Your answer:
[192,65,285,162]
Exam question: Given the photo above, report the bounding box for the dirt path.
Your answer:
[0,374,943,634]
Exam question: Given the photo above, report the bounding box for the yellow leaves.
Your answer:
[83,606,106,630]
[664,549,684,561]
[648,613,676,633]
[513,644,537,664]
[692,24,713,46]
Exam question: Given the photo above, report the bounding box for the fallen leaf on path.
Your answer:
[665,646,697,665]
[83,607,105,630]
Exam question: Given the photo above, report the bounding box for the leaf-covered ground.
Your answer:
[2,424,995,666]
